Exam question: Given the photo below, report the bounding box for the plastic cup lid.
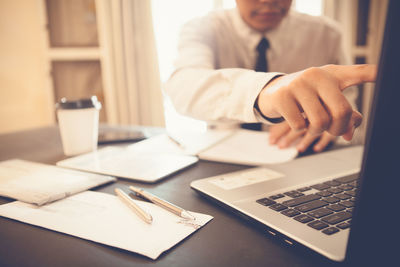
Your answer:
[56,96,102,110]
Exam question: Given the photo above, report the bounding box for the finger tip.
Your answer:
[296,145,305,152]
[313,146,322,152]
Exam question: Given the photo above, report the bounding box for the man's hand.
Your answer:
[257,64,376,140]
[269,121,336,153]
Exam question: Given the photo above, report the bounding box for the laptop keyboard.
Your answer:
[256,175,358,236]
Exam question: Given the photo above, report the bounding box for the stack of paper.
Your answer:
[198,130,298,165]
[128,129,298,166]
[0,159,115,205]
[0,191,213,260]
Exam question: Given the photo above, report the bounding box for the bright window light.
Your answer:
[152,0,215,132]
[293,0,323,16]
[152,0,214,82]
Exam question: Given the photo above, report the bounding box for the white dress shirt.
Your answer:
[164,8,357,124]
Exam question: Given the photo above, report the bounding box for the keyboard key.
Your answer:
[298,186,312,192]
[324,180,341,187]
[321,211,352,225]
[347,208,354,214]
[269,194,285,200]
[344,190,357,197]
[327,187,343,194]
[334,175,358,184]
[281,209,301,217]
[295,200,328,212]
[256,198,276,206]
[349,181,358,187]
[335,194,351,200]
[294,214,314,223]
[311,183,330,191]
[337,221,351,229]
[322,227,340,235]
[307,220,329,230]
[284,191,305,198]
[338,184,354,191]
[282,194,321,207]
[269,203,288,211]
[327,204,346,212]
[341,200,355,208]
[307,208,333,218]
[323,196,340,204]
[316,190,332,197]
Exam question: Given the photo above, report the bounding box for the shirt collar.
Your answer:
[231,8,292,53]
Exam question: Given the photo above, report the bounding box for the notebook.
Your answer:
[56,146,198,183]
[0,159,115,205]
[125,129,298,166]
[191,1,400,264]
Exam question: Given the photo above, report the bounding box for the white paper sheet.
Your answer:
[128,130,298,166]
[126,130,235,155]
[0,191,213,260]
[0,159,115,205]
[56,146,199,183]
[198,129,298,165]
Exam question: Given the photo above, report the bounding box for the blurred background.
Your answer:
[0,0,388,142]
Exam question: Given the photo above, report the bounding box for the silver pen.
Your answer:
[115,188,153,224]
[167,134,186,149]
[129,186,195,220]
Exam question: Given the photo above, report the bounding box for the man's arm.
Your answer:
[164,16,282,123]
[166,67,282,123]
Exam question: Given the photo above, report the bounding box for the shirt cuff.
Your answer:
[253,74,285,124]
[253,100,284,124]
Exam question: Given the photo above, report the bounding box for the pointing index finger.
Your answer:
[322,64,377,90]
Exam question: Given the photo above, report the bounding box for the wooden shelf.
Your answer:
[48,47,101,61]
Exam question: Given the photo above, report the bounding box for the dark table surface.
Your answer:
[0,125,345,267]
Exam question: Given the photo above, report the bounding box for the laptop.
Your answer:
[191,0,400,264]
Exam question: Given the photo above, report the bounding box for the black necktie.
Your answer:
[255,37,269,72]
[241,38,270,131]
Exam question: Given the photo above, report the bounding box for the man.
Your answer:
[164,0,376,153]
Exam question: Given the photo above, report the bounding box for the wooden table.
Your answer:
[0,126,344,267]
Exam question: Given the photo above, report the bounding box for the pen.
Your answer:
[129,186,195,220]
[114,188,153,224]
[167,134,185,149]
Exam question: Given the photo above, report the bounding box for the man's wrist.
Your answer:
[253,74,285,124]
[253,98,284,123]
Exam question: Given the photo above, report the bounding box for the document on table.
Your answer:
[57,146,199,183]
[0,159,115,205]
[127,129,298,166]
[126,130,234,155]
[198,129,298,165]
[0,191,213,260]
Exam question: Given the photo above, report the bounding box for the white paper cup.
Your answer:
[56,96,102,156]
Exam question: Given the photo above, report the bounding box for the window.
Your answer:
[294,0,323,16]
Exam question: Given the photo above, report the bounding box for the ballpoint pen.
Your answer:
[129,186,195,220]
[167,134,186,149]
[115,188,153,224]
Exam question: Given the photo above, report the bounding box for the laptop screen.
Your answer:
[345,0,400,264]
